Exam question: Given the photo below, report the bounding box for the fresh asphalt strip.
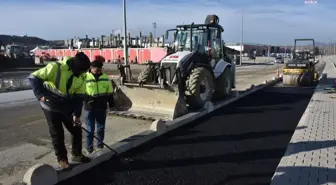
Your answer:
[57,84,315,185]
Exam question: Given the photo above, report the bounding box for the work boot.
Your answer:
[58,159,71,170]
[95,145,104,152]
[71,153,91,163]
[85,148,94,155]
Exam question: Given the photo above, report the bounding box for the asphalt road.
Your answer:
[0,63,288,153]
[0,63,286,184]
[58,84,315,185]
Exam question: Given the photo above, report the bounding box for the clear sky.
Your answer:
[1,0,335,45]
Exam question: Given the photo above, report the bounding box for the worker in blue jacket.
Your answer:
[28,52,91,170]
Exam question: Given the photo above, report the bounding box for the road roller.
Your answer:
[283,38,319,86]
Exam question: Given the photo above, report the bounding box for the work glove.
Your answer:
[109,104,116,111]
[108,98,115,111]
[39,96,48,102]
[72,116,82,127]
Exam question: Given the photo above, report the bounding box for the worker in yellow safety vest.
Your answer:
[84,60,114,154]
[28,52,91,170]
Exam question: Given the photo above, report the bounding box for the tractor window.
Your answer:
[174,29,207,52]
[0,45,4,56]
[209,28,221,58]
[10,46,23,54]
[0,45,4,52]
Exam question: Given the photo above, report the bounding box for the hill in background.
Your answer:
[0,35,49,46]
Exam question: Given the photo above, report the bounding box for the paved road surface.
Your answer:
[0,63,284,184]
[58,84,315,185]
[0,64,282,152]
[0,64,283,151]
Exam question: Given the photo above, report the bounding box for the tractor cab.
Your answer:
[294,50,313,61]
[165,15,224,64]
[3,45,27,59]
[0,41,5,56]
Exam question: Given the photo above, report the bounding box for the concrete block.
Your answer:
[204,101,214,113]
[23,163,57,185]
[149,119,167,134]
[234,91,239,97]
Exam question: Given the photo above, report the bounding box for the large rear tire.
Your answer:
[214,68,232,100]
[138,64,158,83]
[185,67,214,109]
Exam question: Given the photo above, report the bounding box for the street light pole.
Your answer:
[267,44,270,63]
[240,9,244,66]
[153,22,157,39]
[237,9,283,63]
[153,22,157,47]
[122,0,128,65]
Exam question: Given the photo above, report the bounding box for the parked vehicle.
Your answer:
[274,55,284,64]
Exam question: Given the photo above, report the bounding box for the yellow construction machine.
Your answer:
[111,15,236,121]
[283,38,319,86]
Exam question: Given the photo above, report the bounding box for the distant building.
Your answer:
[225,42,291,56]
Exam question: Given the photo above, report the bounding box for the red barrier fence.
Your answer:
[35,48,168,64]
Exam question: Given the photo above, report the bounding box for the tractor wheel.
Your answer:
[138,65,155,83]
[214,68,232,100]
[298,71,314,86]
[185,67,214,109]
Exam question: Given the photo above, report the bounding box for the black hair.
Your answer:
[72,52,91,72]
[90,60,104,68]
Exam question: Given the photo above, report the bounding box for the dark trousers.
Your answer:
[42,109,82,161]
[84,110,106,150]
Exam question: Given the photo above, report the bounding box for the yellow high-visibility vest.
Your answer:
[85,72,113,97]
[31,57,86,97]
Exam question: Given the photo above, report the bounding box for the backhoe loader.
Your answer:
[111,15,236,120]
[0,40,34,69]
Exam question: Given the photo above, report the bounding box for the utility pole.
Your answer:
[122,0,128,65]
[153,22,157,39]
[240,10,244,66]
[285,45,287,56]
[267,44,270,63]
[238,9,282,65]
[153,22,157,46]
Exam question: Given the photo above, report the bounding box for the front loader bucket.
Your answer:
[112,82,188,121]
